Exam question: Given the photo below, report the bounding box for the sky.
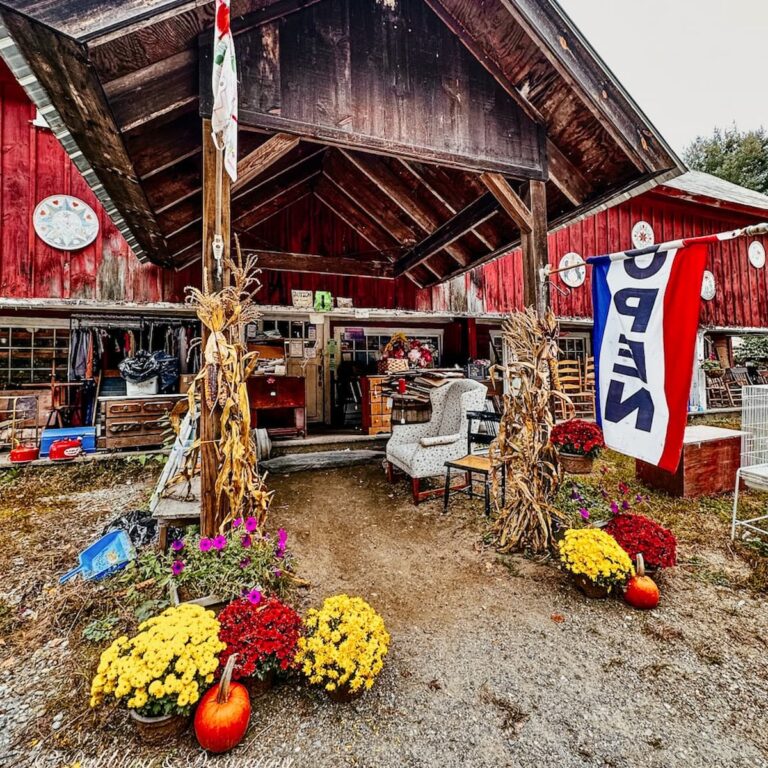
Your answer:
[556,0,768,156]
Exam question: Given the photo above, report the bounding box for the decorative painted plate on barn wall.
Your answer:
[33,195,99,251]
[748,240,766,269]
[558,252,586,288]
[631,220,654,249]
[701,270,716,301]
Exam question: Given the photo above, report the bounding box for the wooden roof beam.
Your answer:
[395,193,499,277]
[339,150,473,267]
[233,243,394,279]
[399,159,504,251]
[234,133,301,193]
[480,173,532,233]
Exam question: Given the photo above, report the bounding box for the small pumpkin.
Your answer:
[194,653,251,753]
[624,553,660,610]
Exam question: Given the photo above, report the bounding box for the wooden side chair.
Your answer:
[726,367,750,408]
[706,375,734,409]
[555,359,594,420]
[443,409,503,517]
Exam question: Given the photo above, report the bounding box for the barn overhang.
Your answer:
[0,0,683,289]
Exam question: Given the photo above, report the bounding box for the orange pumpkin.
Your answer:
[624,554,660,610]
[194,654,251,753]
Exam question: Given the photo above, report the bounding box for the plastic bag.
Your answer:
[151,351,180,394]
[119,350,160,383]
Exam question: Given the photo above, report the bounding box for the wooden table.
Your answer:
[635,425,745,497]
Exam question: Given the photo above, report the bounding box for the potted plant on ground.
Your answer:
[604,513,677,572]
[168,523,293,607]
[296,595,390,702]
[550,419,605,474]
[216,596,303,697]
[89,604,225,744]
[700,356,724,378]
[558,528,634,599]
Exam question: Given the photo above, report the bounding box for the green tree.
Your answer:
[684,125,768,195]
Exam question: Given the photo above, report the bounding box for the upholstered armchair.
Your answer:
[386,378,488,504]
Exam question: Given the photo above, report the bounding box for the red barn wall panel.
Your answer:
[420,193,768,328]
[0,60,189,305]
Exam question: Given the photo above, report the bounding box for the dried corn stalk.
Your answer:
[490,308,571,554]
[185,238,272,533]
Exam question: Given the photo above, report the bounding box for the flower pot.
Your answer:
[245,670,275,698]
[704,368,724,379]
[572,574,610,599]
[327,684,364,703]
[129,711,190,745]
[559,452,594,475]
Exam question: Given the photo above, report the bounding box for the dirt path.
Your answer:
[2,462,768,767]
[262,466,768,768]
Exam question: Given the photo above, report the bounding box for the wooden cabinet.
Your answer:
[100,395,184,450]
[247,376,306,437]
[361,376,392,436]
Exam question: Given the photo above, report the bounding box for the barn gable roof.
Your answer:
[658,171,768,217]
[0,0,683,286]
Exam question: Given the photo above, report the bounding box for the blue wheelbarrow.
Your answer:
[59,529,135,584]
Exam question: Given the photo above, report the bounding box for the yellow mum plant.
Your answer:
[296,595,390,696]
[558,528,634,591]
[89,603,225,716]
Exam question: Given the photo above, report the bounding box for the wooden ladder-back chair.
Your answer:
[584,357,595,391]
[726,367,750,408]
[555,359,594,420]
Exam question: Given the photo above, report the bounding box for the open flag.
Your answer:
[211,0,238,182]
[591,242,707,472]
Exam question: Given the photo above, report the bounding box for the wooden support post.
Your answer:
[521,179,549,315]
[200,118,231,538]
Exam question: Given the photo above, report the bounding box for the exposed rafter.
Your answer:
[340,149,472,267]
[234,244,394,279]
[234,133,301,193]
[481,173,533,233]
[395,193,499,277]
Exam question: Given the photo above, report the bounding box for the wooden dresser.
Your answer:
[361,376,392,436]
[247,375,306,437]
[99,394,184,450]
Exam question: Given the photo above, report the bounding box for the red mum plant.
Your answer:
[217,596,303,681]
[604,513,677,570]
[550,419,605,458]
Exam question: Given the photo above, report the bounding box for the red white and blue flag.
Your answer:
[590,241,708,471]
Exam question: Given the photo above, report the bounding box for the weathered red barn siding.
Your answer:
[0,61,195,304]
[418,193,768,328]
[246,194,420,309]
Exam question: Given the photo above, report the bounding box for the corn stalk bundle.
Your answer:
[185,239,272,532]
[490,308,570,554]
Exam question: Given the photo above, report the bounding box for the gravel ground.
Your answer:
[1,462,768,768]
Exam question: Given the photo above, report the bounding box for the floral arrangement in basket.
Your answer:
[558,528,634,595]
[379,332,436,372]
[89,604,224,715]
[296,595,390,699]
[217,596,303,683]
[550,419,605,458]
[699,356,722,372]
[604,513,677,570]
[169,522,293,603]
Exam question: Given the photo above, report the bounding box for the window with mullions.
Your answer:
[0,327,70,387]
[558,333,591,364]
[337,328,443,372]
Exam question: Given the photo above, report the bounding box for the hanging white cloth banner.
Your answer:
[211,0,238,182]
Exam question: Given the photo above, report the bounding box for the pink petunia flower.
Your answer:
[199,538,213,553]
[245,517,258,533]
[171,560,185,575]
[246,588,262,605]
[212,534,227,551]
